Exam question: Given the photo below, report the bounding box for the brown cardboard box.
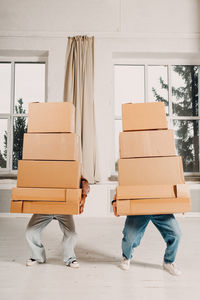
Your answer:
[176,184,190,198]
[122,102,168,131]
[23,133,80,161]
[27,102,75,133]
[65,189,82,204]
[117,197,191,215]
[116,185,176,199]
[118,156,184,186]
[11,188,82,202]
[17,160,81,188]
[119,130,176,158]
[12,187,66,201]
[116,184,190,200]
[10,200,23,213]
[22,190,81,214]
[23,200,80,214]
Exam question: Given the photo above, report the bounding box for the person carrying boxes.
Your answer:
[112,198,182,275]
[26,176,89,268]
[10,102,90,267]
[113,102,191,276]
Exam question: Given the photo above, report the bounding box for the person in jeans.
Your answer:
[112,196,182,276]
[26,177,90,268]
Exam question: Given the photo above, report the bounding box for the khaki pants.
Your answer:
[25,214,77,265]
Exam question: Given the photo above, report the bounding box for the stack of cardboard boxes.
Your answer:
[10,102,82,215]
[116,102,191,215]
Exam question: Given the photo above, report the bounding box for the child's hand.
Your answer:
[112,194,119,217]
[112,201,119,217]
[81,179,90,196]
[80,195,87,214]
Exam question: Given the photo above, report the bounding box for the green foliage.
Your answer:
[0,151,6,168]
[12,99,27,169]
[0,98,27,170]
[153,65,199,172]
[0,130,7,168]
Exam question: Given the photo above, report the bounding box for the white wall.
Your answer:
[0,0,200,215]
[0,0,199,35]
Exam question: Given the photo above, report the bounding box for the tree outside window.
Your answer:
[114,64,200,175]
[0,61,45,173]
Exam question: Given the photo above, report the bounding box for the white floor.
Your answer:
[0,215,200,300]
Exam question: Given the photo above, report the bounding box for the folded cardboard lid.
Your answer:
[117,197,191,215]
[22,200,80,215]
[116,185,176,199]
[12,187,66,201]
[116,184,190,200]
[10,201,23,213]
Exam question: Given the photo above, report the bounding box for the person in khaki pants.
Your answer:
[112,195,182,276]
[26,177,90,268]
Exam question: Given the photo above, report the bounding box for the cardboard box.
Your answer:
[116,184,190,200]
[119,130,176,158]
[176,184,190,198]
[65,189,82,204]
[23,133,80,161]
[122,102,168,131]
[12,187,66,201]
[117,197,191,215]
[10,189,82,214]
[116,185,176,199]
[22,190,81,214]
[118,156,184,186]
[17,160,81,188]
[10,201,23,213]
[22,200,80,215]
[12,187,82,202]
[27,102,75,133]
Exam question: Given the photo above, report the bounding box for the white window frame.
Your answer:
[0,56,48,176]
[113,57,200,178]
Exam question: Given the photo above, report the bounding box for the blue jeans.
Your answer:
[122,214,181,263]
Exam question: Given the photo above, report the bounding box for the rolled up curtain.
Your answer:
[63,36,100,183]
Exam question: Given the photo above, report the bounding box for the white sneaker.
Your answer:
[163,262,181,276]
[120,257,130,270]
[68,260,80,268]
[26,258,45,266]
[26,258,39,266]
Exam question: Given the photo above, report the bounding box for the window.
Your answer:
[114,64,200,175]
[0,61,46,173]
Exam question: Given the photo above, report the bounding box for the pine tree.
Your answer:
[0,98,27,170]
[0,129,6,168]
[0,151,6,168]
[152,65,199,172]
[12,98,27,169]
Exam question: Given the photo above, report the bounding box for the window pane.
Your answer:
[114,65,144,116]
[12,116,27,170]
[115,119,122,171]
[148,65,169,115]
[14,63,45,114]
[0,119,8,168]
[172,65,199,116]
[0,63,11,113]
[173,120,199,172]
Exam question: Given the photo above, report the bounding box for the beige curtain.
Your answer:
[63,36,100,183]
